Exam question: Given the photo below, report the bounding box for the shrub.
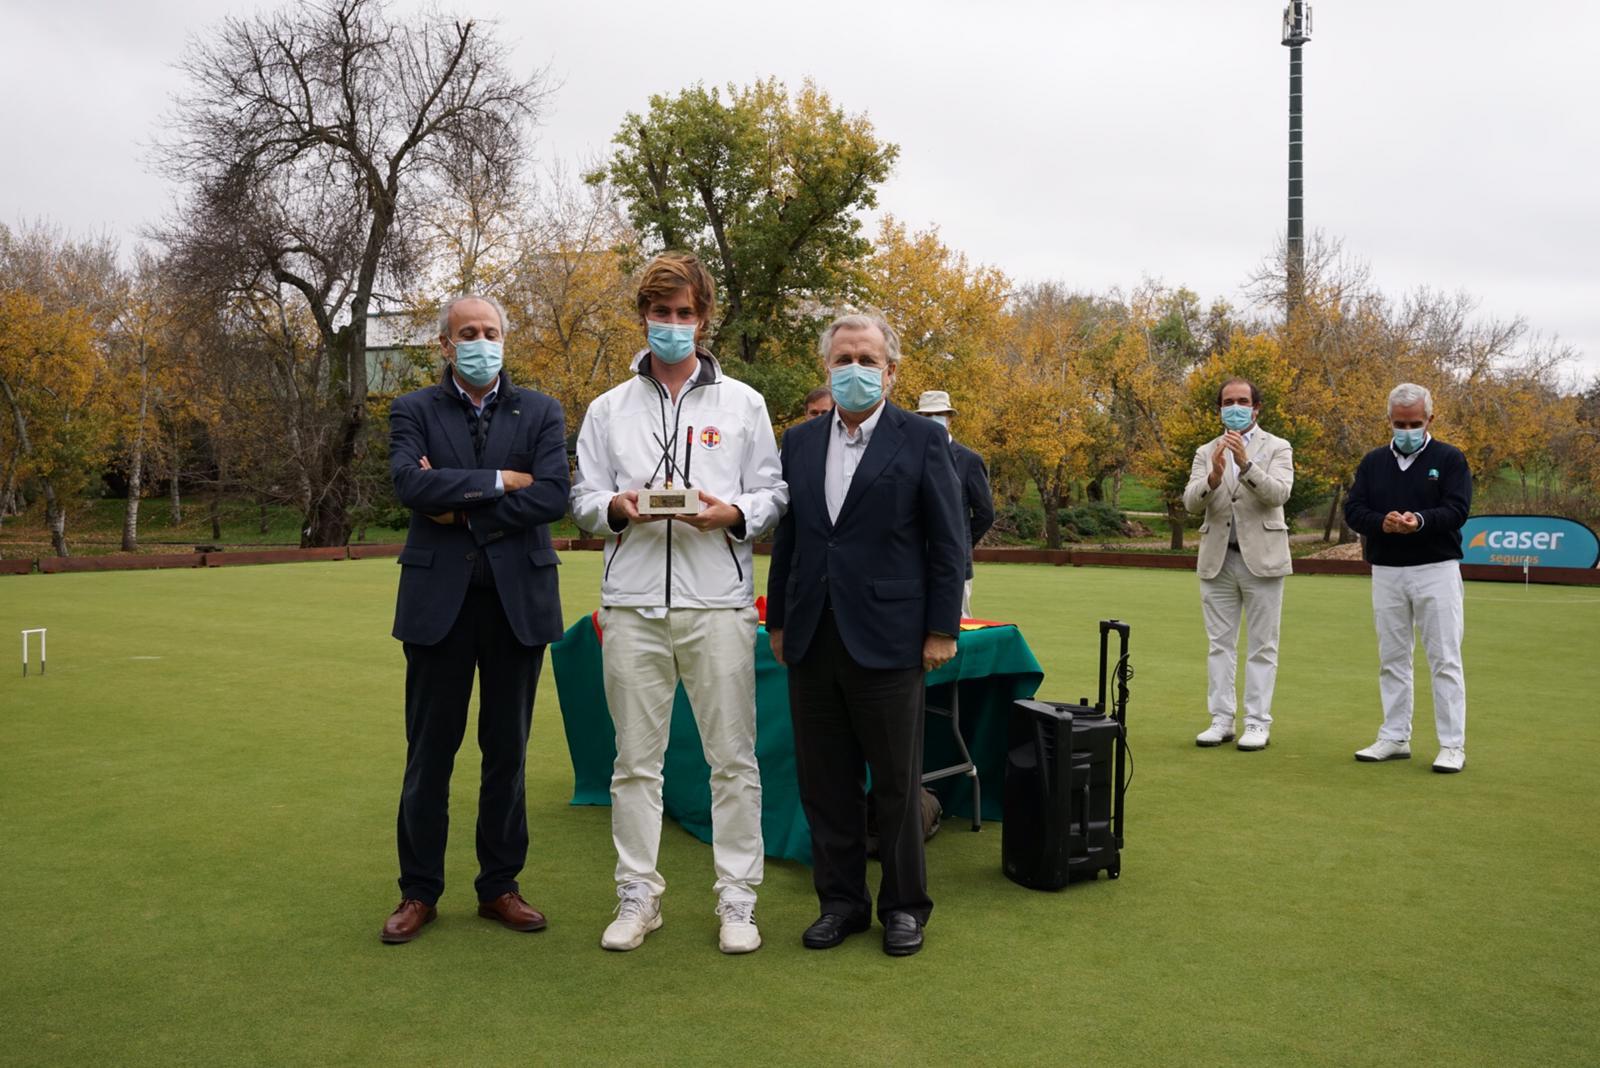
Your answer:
[994,502,1044,542]
[1058,501,1129,539]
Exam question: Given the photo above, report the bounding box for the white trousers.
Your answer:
[1199,549,1285,728]
[602,606,763,903]
[1371,561,1467,748]
[962,578,973,619]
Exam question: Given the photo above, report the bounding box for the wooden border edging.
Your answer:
[204,547,349,567]
[349,543,404,559]
[0,559,38,575]
[38,552,202,574]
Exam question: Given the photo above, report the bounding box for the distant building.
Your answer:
[364,310,436,394]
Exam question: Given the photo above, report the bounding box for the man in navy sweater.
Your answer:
[1343,383,1473,773]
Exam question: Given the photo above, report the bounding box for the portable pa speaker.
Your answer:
[1002,620,1130,891]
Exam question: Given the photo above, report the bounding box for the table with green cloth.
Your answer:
[550,612,1044,865]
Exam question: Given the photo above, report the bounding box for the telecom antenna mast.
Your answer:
[1282,2,1312,312]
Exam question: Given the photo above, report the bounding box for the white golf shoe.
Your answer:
[1237,725,1270,751]
[1355,738,1411,762]
[1432,747,1466,774]
[600,885,661,951]
[716,898,761,954]
[1196,721,1236,747]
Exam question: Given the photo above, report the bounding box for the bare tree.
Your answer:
[157,0,548,545]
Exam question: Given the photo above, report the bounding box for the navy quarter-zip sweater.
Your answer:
[1343,438,1473,567]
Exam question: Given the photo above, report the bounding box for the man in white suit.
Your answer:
[1182,377,1295,751]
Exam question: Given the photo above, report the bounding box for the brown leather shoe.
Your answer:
[380,899,437,944]
[477,891,548,932]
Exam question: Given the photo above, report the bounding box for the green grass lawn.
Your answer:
[3,557,1598,1065]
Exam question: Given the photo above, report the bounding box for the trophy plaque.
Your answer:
[638,486,703,515]
[637,424,706,514]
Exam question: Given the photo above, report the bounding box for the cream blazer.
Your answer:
[1181,428,1295,579]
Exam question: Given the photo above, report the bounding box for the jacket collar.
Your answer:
[435,365,516,404]
[630,347,723,389]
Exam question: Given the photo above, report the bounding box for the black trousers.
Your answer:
[397,586,545,905]
[788,610,932,925]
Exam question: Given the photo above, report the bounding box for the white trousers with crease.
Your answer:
[1200,549,1286,729]
[602,606,763,903]
[1371,561,1467,749]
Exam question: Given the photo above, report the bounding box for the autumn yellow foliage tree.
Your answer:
[497,179,645,434]
[859,216,1008,441]
[0,290,111,555]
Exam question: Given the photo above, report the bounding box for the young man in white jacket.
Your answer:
[571,252,788,954]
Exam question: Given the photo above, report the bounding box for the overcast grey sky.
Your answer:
[5,0,1597,381]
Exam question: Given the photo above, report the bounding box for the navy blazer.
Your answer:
[389,371,569,648]
[951,439,995,580]
[767,403,967,671]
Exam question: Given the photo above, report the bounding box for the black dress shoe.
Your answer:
[802,913,870,949]
[882,912,924,957]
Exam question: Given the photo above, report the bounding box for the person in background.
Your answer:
[1181,377,1295,752]
[1344,382,1473,773]
[914,390,994,617]
[804,386,835,420]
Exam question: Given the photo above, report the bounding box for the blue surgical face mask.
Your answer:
[452,338,503,387]
[1220,404,1255,432]
[925,413,949,430]
[1393,427,1427,455]
[830,363,885,413]
[646,321,698,365]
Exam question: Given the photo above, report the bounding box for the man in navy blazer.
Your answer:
[767,313,966,957]
[380,294,570,944]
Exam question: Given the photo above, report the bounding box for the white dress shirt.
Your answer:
[825,404,885,524]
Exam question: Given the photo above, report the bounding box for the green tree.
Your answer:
[593,78,896,412]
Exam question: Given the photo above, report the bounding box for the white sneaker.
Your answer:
[1432,747,1466,774]
[1237,725,1270,751]
[600,885,661,951]
[1196,721,1236,747]
[716,898,761,954]
[1355,738,1411,762]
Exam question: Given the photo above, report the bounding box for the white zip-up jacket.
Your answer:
[571,350,788,609]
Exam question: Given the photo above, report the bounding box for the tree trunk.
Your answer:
[122,457,142,552]
[301,424,360,547]
[44,478,68,557]
[169,472,182,525]
[122,356,152,552]
[1323,481,1343,542]
[1111,470,1124,509]
[1034,472,1061,550]
[210,492,223,541]
[259,500,271,536]
[1167,497,1185,550]
[0,457,14,526]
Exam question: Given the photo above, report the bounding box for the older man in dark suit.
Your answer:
[379,294,570,944]
[766,313,967,957]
